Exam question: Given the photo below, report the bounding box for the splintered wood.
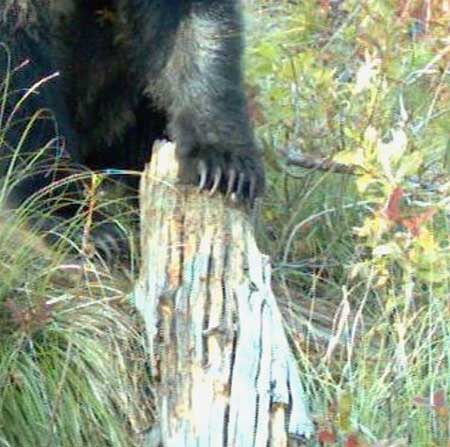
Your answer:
[134,141,313,447]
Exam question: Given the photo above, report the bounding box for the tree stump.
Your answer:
[134,141,314,446]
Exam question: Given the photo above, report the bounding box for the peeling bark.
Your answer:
[134,141,314,447]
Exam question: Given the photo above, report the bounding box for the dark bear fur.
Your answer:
[0,0,264,230]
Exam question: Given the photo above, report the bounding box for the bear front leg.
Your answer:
[144,1,265,202]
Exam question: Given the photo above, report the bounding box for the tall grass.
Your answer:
[0,45,149,447]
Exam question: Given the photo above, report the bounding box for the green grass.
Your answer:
[0,47,149,446]
[0,218,152,446]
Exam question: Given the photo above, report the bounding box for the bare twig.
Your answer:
[282,149,357,174]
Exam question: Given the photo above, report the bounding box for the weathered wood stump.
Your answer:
[134,141,314,446]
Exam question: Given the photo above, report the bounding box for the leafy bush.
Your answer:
[247,0,450,445]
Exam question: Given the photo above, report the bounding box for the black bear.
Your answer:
[0,0,265,245]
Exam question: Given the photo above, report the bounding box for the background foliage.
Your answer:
[247,0,449,445]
